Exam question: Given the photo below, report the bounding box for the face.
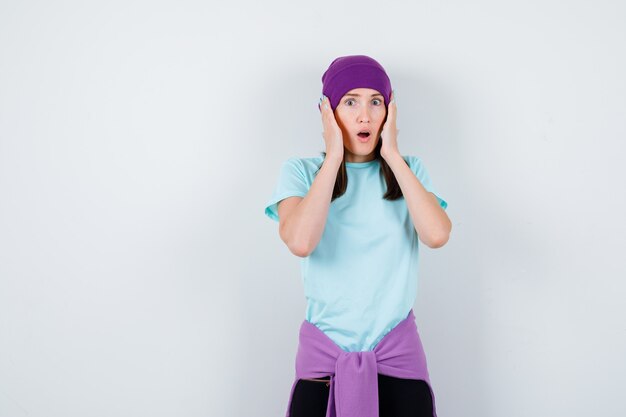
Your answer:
[334,88,387,163]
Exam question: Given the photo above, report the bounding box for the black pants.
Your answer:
[289,373,434,417]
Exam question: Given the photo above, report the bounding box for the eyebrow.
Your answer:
[343,93,383,97]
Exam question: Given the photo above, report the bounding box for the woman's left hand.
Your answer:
[380,90,400,161]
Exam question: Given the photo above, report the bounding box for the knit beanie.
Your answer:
[321,55,392,111]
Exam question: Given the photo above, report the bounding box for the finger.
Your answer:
[321,96,335,123]
[388,92,396,115]
[323,95,332,111]
[320,98,328,122]
[320,96,328,118]
[387,103,396,125]
[387,95,397,121]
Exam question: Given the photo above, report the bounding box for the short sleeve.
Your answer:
[407,155,448,210]
[264,157,310,222]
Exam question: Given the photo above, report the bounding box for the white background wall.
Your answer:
[1,1,625,416]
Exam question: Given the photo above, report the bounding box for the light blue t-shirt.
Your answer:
[264,155,448,352]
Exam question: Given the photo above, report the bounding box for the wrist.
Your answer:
[383,151,405,168]
[324,153,344,165]
[382,149,402,162]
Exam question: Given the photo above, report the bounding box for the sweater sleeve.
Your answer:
[407,155,448,210]
[264,157,310,222]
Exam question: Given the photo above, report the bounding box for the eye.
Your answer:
[345,98,355,106]
[372,98,382,105]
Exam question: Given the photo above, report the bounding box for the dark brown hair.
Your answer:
[317,138,409,202]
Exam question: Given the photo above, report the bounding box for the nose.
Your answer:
[358,106,371,123]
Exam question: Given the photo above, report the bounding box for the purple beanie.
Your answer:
[321,55,392,111]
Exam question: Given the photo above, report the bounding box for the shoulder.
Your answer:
[282,155,325,173]
[402,154,424,169]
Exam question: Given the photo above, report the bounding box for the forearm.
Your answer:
[282,156,343,256]
[385,153,451,248]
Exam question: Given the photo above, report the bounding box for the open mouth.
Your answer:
[357,131,371,143]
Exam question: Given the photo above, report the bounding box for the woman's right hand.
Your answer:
[319,95,344,161]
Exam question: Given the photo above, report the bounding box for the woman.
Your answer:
[264,55,451,417]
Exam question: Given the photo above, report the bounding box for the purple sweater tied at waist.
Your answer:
[285,309,438,417]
